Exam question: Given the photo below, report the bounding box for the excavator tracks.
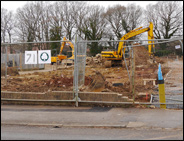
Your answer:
[104,60,123,68]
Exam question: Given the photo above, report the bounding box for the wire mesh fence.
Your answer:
[74,37,183,107]
[1,37,183,107]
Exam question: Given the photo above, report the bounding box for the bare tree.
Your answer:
[49,1,64,37]
[104,5,126,39]
[104,4,143,41]
[16,2,46,50]
[14,15,27,42]
[35,1,52,49]
[145,1,183,39]
[1,8,14,43]
[1,8,15,53]
[80,5,107,40]
[71,1,89,39]
[78,5,107,55]
[49,2,65,54]
[1,8,7,43]
[123,4,143,33]
[61,1,76,40]
[16,2,42,41]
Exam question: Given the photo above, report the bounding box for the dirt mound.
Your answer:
[85,71,106,92]
[84,77,93,85]
[80,70,131,93]
[133,43,167,66]
[132,43,150,66]
[46,76,92,88]
[1,54,170,95]
[154,56,166,64]
[1,75,93,92]
[1,66,19,76]
[46,76,73,87]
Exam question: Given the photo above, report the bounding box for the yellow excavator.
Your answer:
[101,22,155,67]
[51,37,74,65]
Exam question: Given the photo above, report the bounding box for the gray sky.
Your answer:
[1,1,157,12]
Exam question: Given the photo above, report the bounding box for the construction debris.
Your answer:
[84,70,106,92]
[1,43,171,102]
[86,53,102,66]
[1,66,19,76]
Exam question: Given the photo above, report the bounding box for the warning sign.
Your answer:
[175,45,181,49]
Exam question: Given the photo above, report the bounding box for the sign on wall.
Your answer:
[25,51,37,64]
[38,50,51,64]
[175,45,181,49]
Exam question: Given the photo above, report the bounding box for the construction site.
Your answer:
[0,46,169,92]
[1,2,184,140]
[1,22,183,108]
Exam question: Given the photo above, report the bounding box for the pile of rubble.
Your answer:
[1,65,19,76]
[86,53,102,66]
[86,44,157,67]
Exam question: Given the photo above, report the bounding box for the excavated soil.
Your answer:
[1,66,19,76]
[133,44,150,66]
[1,71,92,92]
[1,46,170,95]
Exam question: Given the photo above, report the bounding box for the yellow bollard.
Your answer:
[158,63,166,109]
[158,82,166,109]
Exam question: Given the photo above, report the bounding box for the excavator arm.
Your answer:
[59,37,74,59]
[117,22,154,56]
[64,39,74,60]
[147,22,155,56]
[51,37,75,65]
[59,37,66,54]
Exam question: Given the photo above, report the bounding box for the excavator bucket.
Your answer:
[57,55,67,60]
[87,71,106,92]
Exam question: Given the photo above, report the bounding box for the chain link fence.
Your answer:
[1,40,75,76]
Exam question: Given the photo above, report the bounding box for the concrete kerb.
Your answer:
[1,122,183,130]
[1,122,63,128]
[1,122,126,129]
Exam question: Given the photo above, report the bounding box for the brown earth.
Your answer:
[1,66,19,76]
[1,64,168,95]
[132,44,150,66]
[1,46,170,96]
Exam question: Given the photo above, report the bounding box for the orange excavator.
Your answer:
[51,37,74,65]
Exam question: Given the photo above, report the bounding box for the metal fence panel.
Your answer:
[1,37,183,108]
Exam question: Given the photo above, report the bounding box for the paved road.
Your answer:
[1,105,183,129]
[1,105,183,140]
[1,125,183,140]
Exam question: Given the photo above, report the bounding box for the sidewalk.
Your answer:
[1,105,183,129]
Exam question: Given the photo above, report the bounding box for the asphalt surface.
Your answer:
[1,105,183,129]
[152,94,183,109]
[2,125,183,140]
